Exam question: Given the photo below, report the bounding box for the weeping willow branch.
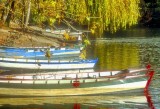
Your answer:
[65,0,141,37]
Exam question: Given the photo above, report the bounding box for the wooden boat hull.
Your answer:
[0,58,98,72]
[0,45,84,51]
[0,76,148,97]
[0,45,84,58]
[0,68,146,79]
[0,49,81,58]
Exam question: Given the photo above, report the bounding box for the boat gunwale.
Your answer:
[0,74,147,82]
[0,58,98,64]
[0,68,147,79]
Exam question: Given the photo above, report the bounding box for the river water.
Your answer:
[0,27,160,109]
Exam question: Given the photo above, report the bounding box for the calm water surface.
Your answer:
[0,27,160,109]
[0,95,151,109]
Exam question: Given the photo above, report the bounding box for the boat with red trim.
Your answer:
[0,66,154,97]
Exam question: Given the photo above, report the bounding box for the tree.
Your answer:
[5,0,16,27]
[25,0,31,27]
[65,0,141,36]
[0,0,10,23]
[1,0,143,36]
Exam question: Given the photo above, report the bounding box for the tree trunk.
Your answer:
[25,0,31,27]
[21,0,25,29]
[5,0,15,27]
[1,0,10,22]
[1,9,5,21]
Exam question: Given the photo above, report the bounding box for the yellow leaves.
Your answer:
[50,1,56,7]
[45,49,52,58]
[90,29,95,34]
[102,0,141,34]
[31,0,141,36]
[89,22,98,34]
[86,17,90,21]
[48,18,56,26]
[43,0,56,8]
[56,14,60,19]
[31,0,66,25]
[84,39,91,46]
[66,0,87,24]
[79,50,86,59]
[63,33,77,41]
[63,32,70,40]
[88,0,93,6]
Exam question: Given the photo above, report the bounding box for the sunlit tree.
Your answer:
[0,0,143,36]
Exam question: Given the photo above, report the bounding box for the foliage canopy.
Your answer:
[0,0,142,37]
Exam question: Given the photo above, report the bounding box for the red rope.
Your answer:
[144,70,154,92]
[73,103,81,109]
[145,91,155,109]
[144,64,155,109]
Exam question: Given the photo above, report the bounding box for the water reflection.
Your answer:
[85,38,160,109]
[87,41,140,71]
[0,95,150,109]
[104,27,160,38]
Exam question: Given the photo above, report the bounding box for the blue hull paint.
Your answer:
[2,49,80,57]
[0,47,81,58]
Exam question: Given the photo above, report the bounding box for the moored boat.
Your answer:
[0,68,145,80]
[0,49,81,58]
[0,67,154,97]
[0,57,98,72]
[0,45,84,58]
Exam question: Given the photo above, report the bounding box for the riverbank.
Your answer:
[0,24,61,47]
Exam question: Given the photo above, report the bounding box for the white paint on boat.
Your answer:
[96,81,147,89]
[0,57,98,70]
[0,62,96,70]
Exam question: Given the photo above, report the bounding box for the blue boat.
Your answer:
[0,45,84,58]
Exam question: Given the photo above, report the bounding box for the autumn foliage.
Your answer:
[0,0,142,36]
